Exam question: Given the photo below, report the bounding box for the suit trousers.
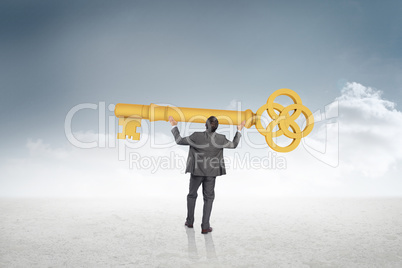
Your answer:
[186,174,216,229]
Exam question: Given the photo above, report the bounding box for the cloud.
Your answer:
[226,99,240,110]
[1,82,402,198]
[334,82,402,177]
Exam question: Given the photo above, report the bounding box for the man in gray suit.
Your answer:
[169,115,245,234]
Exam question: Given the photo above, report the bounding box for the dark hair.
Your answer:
[205,116,219,132]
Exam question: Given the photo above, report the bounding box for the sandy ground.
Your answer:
[1,197,402,267]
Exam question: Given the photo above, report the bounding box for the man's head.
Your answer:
[205,116,219,132]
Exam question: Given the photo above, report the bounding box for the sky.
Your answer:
[1,0,402,197]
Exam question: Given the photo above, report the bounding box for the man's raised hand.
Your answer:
[237,120,246,131]
[169,116,178,126]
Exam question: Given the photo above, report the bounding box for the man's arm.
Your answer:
[171,126,195,145]
[222,120,245,149]
[222,131,241,148]
[169,116,194,145]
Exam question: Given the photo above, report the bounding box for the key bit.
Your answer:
[118,117,141,140]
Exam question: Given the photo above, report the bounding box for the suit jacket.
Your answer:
[171,126,241,177]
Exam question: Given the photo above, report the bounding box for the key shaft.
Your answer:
[115,103,254,136]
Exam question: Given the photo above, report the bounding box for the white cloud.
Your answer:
[226,99,240,110]
[335,82,402,177]
[1,82,402,198]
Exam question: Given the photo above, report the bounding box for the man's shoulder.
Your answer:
[213,131,234,137]
[214,132,226,137]
[214,131,241,140]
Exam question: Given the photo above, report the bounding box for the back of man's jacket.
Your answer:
[171,126,241,176]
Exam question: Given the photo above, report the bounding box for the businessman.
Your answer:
[169,115,245,234]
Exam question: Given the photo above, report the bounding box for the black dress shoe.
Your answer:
[201,227,213,234]
[185,221,193,228]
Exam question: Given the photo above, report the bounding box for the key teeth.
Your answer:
[117,117,142,140]
[117,133,126,139]
[128,133,141,140]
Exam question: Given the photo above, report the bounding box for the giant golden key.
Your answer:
[114,88,314,152]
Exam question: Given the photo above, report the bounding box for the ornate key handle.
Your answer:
[254,88,314,152]
[114,88,314,152]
